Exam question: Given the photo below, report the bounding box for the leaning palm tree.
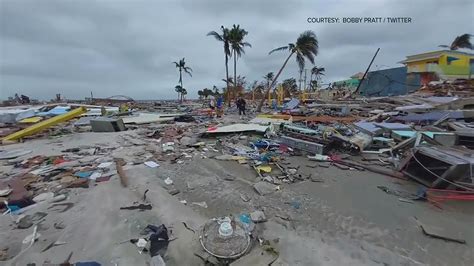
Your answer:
[439,34,473,50]
[207,26,231,105]
[173,58,192,89]
[229,24,251,102]
[257,31,319,112]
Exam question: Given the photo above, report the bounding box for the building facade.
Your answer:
[400,50,474,84]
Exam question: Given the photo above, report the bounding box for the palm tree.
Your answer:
[173,58,192,91]
[229,24,251,102]
[439,34,473,50]
[282,78,298,97]
[207,26,231,105]
[310,66,325,90]
[310,80,318,92]
[181,88,187,101]
[212,85,219,95]
[257,31,319,112]
[263,72,274,91]
[175,85,183,101]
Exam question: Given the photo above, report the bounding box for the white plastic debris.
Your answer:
[136,238,147,248]
[89,172,102,180]
[144,161,160,168]
[164,177,173,185]
[192,201,208,208]
[97,162,113,168]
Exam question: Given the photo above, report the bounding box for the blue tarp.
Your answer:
[282,98,299,110]
[37,106,70,116]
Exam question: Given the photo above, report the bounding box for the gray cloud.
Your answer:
[1,0,473,100]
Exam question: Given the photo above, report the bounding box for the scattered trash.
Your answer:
[144,161,160,168]
[250,210,267,223]
[200,217,250,259]
[0,149,32,160]
[164,177,173,185]
[417,218,466,244]
[120,204,152,211]
[0,188,13,197]
[253,181,277,196]
[97,162,113,168]
[32,192,55,203]
[22,227,41,244]
[192,201,208,208]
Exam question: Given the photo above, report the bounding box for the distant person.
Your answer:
[236,97,246,118]
[272,99,278,111]
[216,95,224,118]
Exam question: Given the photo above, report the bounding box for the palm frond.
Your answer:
[269,45,289,54]
[207,31,224,42]
[451,34,473,50]
[184,67,193,76]
[242,42,252,47]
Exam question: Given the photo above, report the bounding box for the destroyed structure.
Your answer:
[0,79,473,265]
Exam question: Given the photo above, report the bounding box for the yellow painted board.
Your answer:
[19,116,43,123]
[256,165,272,173]
[3,107,87,141]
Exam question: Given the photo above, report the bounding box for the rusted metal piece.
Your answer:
[115,158,128,187]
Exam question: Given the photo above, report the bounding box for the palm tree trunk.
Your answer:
[225,54,231,107]
[257,52,294,112]
[179,69,183,103]
[298,70,303,91]
[233,49,237,105]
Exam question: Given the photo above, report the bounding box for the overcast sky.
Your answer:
[0,0,472,100]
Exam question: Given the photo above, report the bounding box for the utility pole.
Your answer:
[354,48,380,95]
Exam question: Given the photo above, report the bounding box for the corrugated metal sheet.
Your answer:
[358,67,421,97]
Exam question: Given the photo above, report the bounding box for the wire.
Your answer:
[409,149,474,191]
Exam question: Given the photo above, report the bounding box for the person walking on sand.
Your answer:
[236,96,246,119]
[216,95,224,118]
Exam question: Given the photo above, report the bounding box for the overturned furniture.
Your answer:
[399,146,474,189]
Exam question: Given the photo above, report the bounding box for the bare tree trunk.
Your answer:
[225,54,231,107]
[257,52,294,112]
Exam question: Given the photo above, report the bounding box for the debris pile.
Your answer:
[0,92,473,264]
